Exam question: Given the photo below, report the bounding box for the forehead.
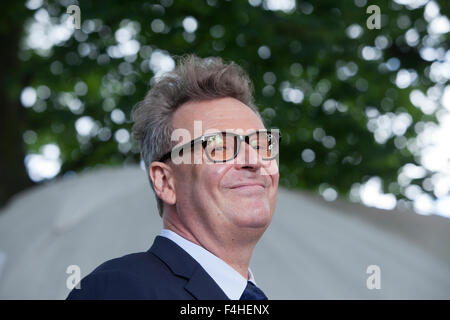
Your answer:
[172,97,265,136]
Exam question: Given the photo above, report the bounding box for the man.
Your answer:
[67,55,280,300]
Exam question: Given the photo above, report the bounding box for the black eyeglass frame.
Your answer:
[158,129,281,163]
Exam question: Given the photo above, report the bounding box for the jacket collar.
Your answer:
[148,236,229,300]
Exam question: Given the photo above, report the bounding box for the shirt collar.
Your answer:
[159,229,255,300]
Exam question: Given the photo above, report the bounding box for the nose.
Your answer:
[233,139,266,170]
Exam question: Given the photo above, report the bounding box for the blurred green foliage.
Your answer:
[1,0,449,209]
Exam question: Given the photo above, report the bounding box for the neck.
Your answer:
[163,215,259,279]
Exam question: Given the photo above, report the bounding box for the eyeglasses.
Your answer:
[159,129,281,163]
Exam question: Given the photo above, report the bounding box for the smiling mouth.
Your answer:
[229,184,265,193]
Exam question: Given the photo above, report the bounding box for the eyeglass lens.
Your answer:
[205,131,279,162]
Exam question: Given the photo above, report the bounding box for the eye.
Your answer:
[209,135,222,143]
[208,135,228,150]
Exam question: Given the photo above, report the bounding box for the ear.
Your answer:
[149,162,177,206]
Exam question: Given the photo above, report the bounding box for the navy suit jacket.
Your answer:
[66,236,229,300]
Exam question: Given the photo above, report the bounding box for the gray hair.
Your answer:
[132,54,262,217]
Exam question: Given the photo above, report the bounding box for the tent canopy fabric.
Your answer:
[0,166,449,299]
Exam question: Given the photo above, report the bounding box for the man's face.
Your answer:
[170,97,279,240]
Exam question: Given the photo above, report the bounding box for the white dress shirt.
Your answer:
[159,229,256,300]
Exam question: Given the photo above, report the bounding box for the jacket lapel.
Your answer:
[184,264,229,300]
[148,236,229,300]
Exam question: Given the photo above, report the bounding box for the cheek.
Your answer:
[174,164,191,186]
[262,160,279,179]
[272,172,280,190]
[270,173,280,200]
[202,164,228,189]
[267,162,280,190]
[193,164,229,201]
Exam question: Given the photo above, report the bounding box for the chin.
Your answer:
[231,206,273,229]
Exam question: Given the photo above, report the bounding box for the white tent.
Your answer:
[0,165,449,299]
